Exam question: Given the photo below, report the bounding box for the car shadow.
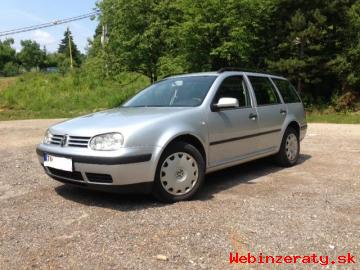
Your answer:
[55,154,312,211]
[198,154,312,200]
[55,185,161,212]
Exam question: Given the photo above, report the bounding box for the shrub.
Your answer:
[2,62,19,77]
[333,91,358,112]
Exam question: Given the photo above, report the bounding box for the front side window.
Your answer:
[249,76,281,106]
[123,76,217,107]
[213,76,251,107]
[272,78,301,103]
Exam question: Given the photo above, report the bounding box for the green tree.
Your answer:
[0,38,16,75]
[176,0,273,72]
[99,0,183,82]
[328,1,360,94]
[266,0,357,100]
[44,52,61,68]
[267,1,327,94]
[57,54,71,76]
[58,28,82,66]
[88,0,359,105]
[2,62,19,77]
[86,24,102,57]
[17,40,45,71]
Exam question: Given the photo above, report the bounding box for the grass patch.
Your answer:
[0,72,149,121]
[307,112,360,124]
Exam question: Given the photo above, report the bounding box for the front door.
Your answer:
[207,75,260,167]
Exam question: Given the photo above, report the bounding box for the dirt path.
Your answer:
[0,120,359,269]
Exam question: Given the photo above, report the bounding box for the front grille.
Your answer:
[68,136,91,148]
[86,173,113,183]
[50,134,91,148]
[49,134,64,145]
[48,167,84,181]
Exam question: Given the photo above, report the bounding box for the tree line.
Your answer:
[89,0,360,106]
[0,28,83,76]
[1,0,359,108]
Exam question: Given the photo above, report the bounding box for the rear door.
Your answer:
[207,75,259,166]
[247,75,287,152]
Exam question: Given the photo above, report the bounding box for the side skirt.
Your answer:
[206,146,278,174]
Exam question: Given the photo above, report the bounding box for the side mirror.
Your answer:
[213,97,239,111]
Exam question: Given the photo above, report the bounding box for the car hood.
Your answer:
[50,107,192,136]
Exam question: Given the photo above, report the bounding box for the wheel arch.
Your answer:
[152,133,207,202]
[286,120,300,138]
[276,119,301,153]
[158,133,207,166]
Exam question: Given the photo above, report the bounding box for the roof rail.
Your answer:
[217,67,282,77]
[217,67,245,73]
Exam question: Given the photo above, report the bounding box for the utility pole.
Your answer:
[101,24,108,48]
[67,28,73,69]
[101,24,109,76]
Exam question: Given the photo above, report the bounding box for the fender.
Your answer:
[153,124,208,168]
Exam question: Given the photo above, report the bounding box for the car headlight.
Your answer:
[89,133,124,151]
[43,129,52,144]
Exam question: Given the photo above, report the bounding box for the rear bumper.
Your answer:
[36,144,162,188]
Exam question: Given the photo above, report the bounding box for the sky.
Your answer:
[0,0,99,53]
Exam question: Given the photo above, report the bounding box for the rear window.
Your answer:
[272,78,301,103]
[248,76,281,106]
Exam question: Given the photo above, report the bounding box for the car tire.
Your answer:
[275,127,300,167]
[152,141,205,203]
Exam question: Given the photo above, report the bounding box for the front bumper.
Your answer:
[36,144,162,189]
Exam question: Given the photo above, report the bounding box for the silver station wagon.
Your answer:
[36,68,307,202]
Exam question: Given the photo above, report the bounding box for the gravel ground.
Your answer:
[0,120,359,270]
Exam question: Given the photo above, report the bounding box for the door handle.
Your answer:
[249,113,258,120]
[280,109,287,115]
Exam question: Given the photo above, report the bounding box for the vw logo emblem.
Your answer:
[60,135,68,147]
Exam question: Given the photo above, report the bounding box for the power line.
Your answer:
[0,11,100,37]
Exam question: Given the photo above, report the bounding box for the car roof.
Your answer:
[167,72,219,79]
[167,71,287,80]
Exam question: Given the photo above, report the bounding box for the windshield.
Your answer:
[123,76,217,107]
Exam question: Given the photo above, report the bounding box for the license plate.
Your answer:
[44,154,73,172]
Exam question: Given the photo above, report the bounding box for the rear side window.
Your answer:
[214,76,251,107]
[272,78,301,103]
[248,76,281,106]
